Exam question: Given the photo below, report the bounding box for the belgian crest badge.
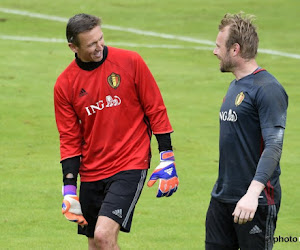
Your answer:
[235,92,245,106]
[107,73,121,89]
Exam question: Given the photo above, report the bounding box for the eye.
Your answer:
[88,42,97,48]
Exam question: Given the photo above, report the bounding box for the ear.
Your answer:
[68,43,78,53]
[231,43,240,56]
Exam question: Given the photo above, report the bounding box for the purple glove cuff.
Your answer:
[63,185,77,196]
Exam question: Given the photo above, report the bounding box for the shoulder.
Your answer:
[252,69,288,106]
[252,69,281,88]
[253,68,274,80]
[105,46,149,79]
[251,69,287,96]
[106,46,143,63]
[55,60,78,90]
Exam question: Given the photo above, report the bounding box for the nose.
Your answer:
[96,40,103,50]
[213,47,218,55]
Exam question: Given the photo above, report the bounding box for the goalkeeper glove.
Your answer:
[62,185,88,227]
[147,150,179,197]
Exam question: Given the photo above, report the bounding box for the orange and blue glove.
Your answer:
[147,150,179,197]
[62,185,88,227]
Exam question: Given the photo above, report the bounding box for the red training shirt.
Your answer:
[54,46,173,182]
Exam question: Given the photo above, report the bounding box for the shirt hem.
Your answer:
[79,165,149,182]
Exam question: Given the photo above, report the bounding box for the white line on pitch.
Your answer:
[0,7,214,45]
[0,7,300,59]
[0,35,65,43]
[0,34,214,51]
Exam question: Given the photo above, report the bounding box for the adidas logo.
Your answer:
[164,168,173,176]
[112,209,122,218]
[79,88,88,97]
[249,225,262,234]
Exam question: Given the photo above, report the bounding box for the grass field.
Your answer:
[0,0,300,249]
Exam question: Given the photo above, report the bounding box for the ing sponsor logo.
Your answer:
[85,95,121,116]
[220,109,237,122]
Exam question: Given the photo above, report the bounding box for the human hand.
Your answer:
[232,192,258,224]
[232,180,265,224]
[147,150,179,198]
[62,185,88,226]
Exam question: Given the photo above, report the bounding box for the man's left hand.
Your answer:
[232,180,265,224]
[147,150,179,198]
[232,193,258,224]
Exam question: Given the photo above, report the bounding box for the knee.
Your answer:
[94,228,115,248]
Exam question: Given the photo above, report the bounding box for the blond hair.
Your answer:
[219,12,259,59]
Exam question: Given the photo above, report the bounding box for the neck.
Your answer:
[232,58,258,80]
[75,46,108,71]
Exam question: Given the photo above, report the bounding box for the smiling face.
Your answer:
[69,25,105,62]
[213,25,235,73]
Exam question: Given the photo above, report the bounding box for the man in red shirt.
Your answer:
[54,13,179,250]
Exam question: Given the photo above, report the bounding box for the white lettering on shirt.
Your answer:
[219,109,238,122]
[85,95,121,116]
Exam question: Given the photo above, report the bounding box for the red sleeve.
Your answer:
[54,76,82,162]
[134,54,173,134]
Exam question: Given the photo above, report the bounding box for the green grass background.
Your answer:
[0,0,299,249]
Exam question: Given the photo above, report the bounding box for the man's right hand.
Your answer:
[62,185,88,226]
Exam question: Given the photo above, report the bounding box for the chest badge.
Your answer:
[235,92,245,106]
[107,73,121,89]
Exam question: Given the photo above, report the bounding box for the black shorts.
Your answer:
[205,197,280,250]
[78,169,147,237]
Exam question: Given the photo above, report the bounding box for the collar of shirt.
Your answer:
[75,46,108,71]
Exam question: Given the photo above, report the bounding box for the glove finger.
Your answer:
[64,212,80,222]
[164,182,175,197]
[156,179,166,198]
[147,179,157,187]
[78,216,88,226]
[76,215,88,224]
[166,188,175,197]
[166,184,179,197]
[164,177,179,191]
[161,178,179,197]
[170,176,179,186]
[156,189,167,198]
[159,179,170,193]
[64,212,88,225]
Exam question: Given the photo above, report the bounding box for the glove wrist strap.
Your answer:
[63,185,77,196]
[160,150,175,161]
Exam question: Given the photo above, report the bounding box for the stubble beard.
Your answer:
[220,52,235,73]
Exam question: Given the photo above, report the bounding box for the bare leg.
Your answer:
[88,237,98,250]
[91,216,120,250]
